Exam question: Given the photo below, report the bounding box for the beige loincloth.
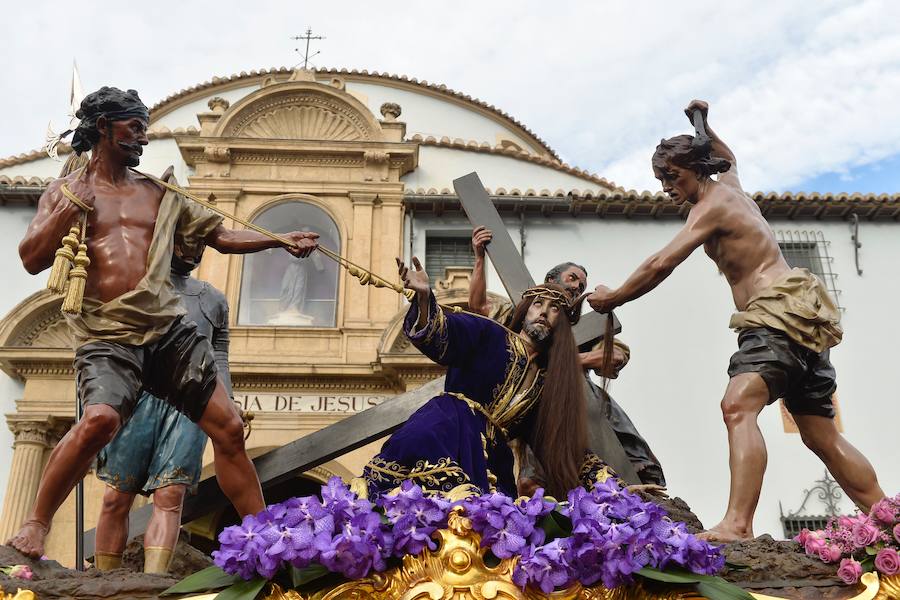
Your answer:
[729,268,842,353]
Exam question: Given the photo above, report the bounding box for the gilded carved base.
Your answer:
[257,506,900,600]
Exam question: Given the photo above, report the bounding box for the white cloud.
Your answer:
[2,0,898,192]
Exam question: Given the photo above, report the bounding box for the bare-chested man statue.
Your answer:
[587,100,884,542]
[9,86,318,558]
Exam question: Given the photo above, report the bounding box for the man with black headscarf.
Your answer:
[11,86,319,558]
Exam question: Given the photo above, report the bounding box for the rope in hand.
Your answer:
[134,169,415,301]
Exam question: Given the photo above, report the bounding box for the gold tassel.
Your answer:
[46,225,81,293]
[62,217,90,314]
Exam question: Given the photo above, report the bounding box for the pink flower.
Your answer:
[837,515,856,529]
[818,544,843,564]
[893,523,900,545]
[871,499,897,525]
[804,531,827,555]
[795,529,811,545]
[8,564,33,580]
[875,548,900,576]
[851,519,880,548]
[837,557,863,585]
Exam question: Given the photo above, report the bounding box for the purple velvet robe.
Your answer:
[363,292,545,498]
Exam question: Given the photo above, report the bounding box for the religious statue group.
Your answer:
[5,86,886,572]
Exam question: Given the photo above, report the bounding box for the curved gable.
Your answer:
[215,80,385,142]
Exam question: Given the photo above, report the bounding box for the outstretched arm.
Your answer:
[587,205,721,312]
[687,99,741,189]
[205,225,318,258]
[468,226,492,316]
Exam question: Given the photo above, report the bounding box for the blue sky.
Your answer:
[2,0,898,195]
[794,154,900,195]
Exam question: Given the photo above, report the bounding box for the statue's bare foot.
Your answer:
[697,523,753,543]
[6,519,49,558]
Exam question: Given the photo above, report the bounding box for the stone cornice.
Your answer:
[403,190,900,221]
[411,135,619,190]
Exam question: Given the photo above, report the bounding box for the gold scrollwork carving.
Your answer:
[259,506,729,600]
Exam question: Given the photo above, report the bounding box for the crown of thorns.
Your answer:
[521,286,580,323]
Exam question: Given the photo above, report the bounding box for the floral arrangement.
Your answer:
[167,478,750,600]
[796,493,900,585]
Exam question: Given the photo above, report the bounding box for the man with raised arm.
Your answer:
[9,86,318,558]
[587,100,884,541]
[468,227,666,490]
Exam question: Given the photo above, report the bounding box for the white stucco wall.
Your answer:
[0,138,189,183]
[409,213,900,538]
[151,85,259,132]
[0,206,44,508]
[404,146,603,194]
[343,81,537,152]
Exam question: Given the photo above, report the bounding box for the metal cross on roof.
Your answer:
[291,27,325,70]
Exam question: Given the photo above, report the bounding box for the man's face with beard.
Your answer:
[523,297,561,344]
[105,117,149,167]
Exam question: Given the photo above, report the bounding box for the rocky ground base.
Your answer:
[0,533,211,600]
[0,501,861,600]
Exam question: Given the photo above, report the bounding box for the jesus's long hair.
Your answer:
[509,283,588,498]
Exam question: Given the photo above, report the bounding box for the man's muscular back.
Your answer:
[695,181,791,311]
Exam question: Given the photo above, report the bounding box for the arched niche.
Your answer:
[237,200,341,327]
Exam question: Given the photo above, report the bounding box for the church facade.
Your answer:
[0,67,897,566]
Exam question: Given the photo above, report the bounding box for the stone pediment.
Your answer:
[0,291,72,349]
[0,290,74,381]
[214,80,386,143]
[233,97,369,141]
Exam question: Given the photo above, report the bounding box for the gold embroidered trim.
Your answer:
[363,456,473,495]
[446,392,509,441]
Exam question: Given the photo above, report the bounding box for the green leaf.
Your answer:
[636,567,701,583]
[636,568,754,600]
[866,545,879,556]
[539,510,573,542]
[290,563,329,588]
[214,577,268,600]
[861,556,876,572]
[162,566,242,595]
[695,578,756,600]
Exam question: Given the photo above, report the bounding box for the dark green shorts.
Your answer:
[74,317,218,422]
[728,327,836,418]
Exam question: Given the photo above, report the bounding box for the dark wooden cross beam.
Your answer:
[452,173,621,347]
[453,172,639,485]
[83,377,446,557]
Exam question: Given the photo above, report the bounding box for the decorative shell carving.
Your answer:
[239,105,365,141]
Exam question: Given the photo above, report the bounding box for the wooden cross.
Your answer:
[453,172,639,484]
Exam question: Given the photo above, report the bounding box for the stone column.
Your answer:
[0,416,61,542]
[344,193,376,325]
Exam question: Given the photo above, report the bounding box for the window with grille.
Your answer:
[775,230,842,310]
[425,232,475,281]
[781,515,832,540]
